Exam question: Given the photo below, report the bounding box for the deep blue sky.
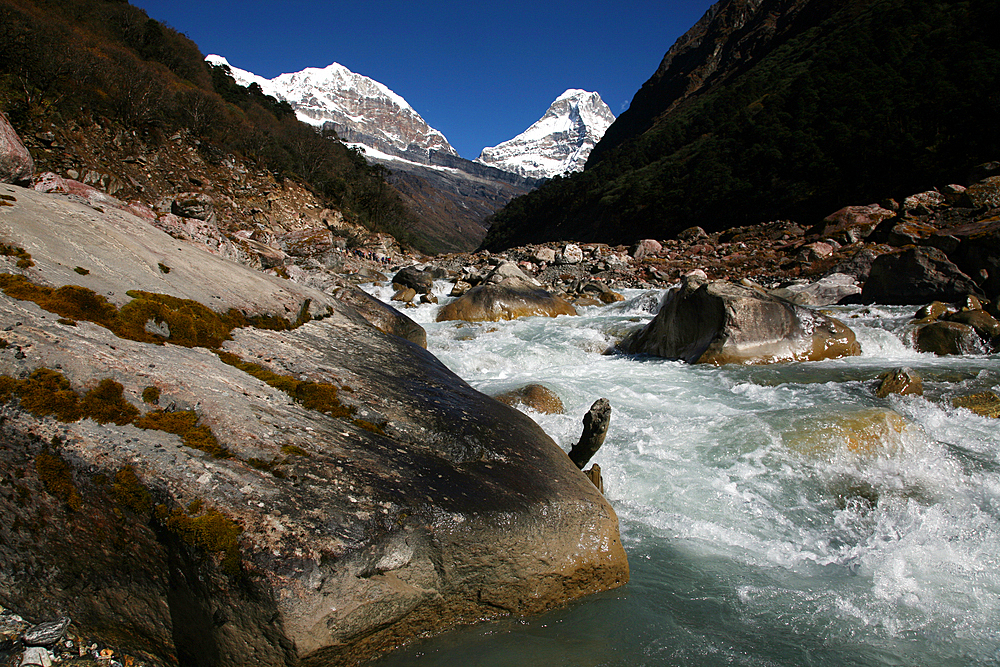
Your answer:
[130,0,715,159]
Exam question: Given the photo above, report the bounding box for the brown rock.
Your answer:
[913,321,986,355]
[875,367,923,398]
[436,285,576,323]
[952,391,1000,418]
[493,384,564,414]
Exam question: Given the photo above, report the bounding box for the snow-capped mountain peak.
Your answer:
[474,89,616,180]
[205,55,456,159]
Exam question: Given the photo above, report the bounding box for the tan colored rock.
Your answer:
[616,276,860,365]
[875,367,923,398]
[437,285,576,323]
[952,391,1000,418]
[493,384,564,414]
[785,408,913,459]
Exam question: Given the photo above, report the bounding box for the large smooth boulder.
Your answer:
[861,247,985,304]
[0,113,33,186]
[0,185,627,666]
[913,320,987,355]
[616,276,861,365]
[391,266,435,294]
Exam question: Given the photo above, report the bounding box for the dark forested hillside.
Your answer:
[481,0,1000,251]
[0,0,421,247]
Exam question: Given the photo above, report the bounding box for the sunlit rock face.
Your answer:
[475,90,616,180]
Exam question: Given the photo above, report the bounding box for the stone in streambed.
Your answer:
[437,285,576,322]
[614,275,860,365]
[494,384,564,414]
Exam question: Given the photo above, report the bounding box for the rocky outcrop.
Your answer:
[0,184,627,666]
[615,275,861,365]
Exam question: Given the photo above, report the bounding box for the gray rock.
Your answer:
[557,244,583,264]
[0,186,627,666]
[569,399,611,469]
[22,617,70,646]
[631,239,662,261]
[170,192,215,222]
[0,113,33,186]
[18,646,51,667]
[770,273,861,306]
[391,266,434,294]
[616,275,861,365]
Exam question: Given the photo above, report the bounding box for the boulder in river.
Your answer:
[861,247,985,305]
[494,383,564,414]
[615,275,861,365]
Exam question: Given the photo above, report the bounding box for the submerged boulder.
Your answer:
[0,185,627,666]
[493,383,564,414]
[615,275,861,365]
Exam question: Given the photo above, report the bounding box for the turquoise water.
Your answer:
[366,283,1000,666]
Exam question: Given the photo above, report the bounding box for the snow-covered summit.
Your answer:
[205,55,457,159]
[475,89,615,180]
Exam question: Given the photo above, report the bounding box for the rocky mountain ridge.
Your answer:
[476,89,616,180]
[206,55,543,254]
[206,55,457,161]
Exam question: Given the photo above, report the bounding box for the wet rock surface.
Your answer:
[614,275,861,365]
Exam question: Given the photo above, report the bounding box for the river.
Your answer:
[366,281,1000,666]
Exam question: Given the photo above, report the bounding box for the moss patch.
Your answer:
[141,386,160,404]
[80,379,140,425]
[73,266,90,275]
[215,350,355,420]
[135,410,231,458]
[0,243,34,268]
[0,274,310,349]
[35,450,82,511]
[112,465,153,515]
[157,504,242,575]
[16,368,83,422]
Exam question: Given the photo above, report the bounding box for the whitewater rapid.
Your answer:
[368,281,1000,666]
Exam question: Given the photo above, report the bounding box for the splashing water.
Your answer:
[367,282,1000,666]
